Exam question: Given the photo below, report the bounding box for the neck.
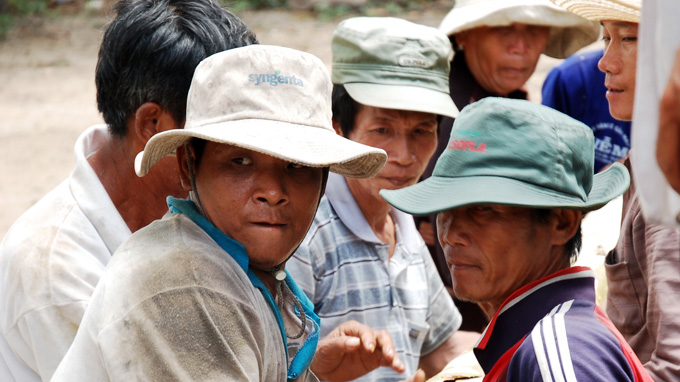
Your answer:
[346,178,396,258]
[483,253,572,319]
[89,135,173,233]
[251,268,278,298]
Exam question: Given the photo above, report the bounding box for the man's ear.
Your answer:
[550,209,582,246]
[332,120,344,137]
[176,144,193,192]
[134,102,164,144]
[454,31,468,49]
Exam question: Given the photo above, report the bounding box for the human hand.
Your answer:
[657,47,680,193]
[311,320,405,382]
[418,221,436,247]
[399,369,426,382]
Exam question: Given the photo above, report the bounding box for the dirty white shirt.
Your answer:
[0,125,129,382]
[52,203,319,382]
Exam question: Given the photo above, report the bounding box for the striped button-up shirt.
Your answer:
[287,173,460,382]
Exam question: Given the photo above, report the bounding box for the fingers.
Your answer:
[319,321,408,376]
[373,329,405,372]
[399,368,426,382]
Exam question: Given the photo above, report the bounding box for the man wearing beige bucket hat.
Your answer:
[382,96,653,382]
[415,0,601,333]
[50,45,407,381]
[286,17,479,382]
[552,1,680,380]
[0,1,257,381]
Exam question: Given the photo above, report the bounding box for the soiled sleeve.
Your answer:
[96,286,273,382]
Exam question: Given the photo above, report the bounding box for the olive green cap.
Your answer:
[331,17,458,118]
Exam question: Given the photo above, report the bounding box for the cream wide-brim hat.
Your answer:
[135,45,387,179]
[439,0,601,59]
[549,0,640,23]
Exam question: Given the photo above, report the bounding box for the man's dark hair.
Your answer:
[531,208,582,264]
[331,84,361,138]
[96,0,257,138]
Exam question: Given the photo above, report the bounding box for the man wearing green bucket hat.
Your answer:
[381,97,653,381]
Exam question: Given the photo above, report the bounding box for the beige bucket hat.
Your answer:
[439,0,601,59]
[135,45,387,179]
[549,0,640,23]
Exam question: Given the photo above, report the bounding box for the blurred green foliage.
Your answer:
[225,0,287,12]
[0,0,50,38]
[223,0,436,19]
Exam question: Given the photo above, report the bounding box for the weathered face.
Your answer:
[180,142,324,270]
[341,106,438,205]
[455,23,550,97]
[436,205,558,311]
[598,20,638,121]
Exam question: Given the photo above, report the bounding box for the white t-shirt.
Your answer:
[0,125,130,381]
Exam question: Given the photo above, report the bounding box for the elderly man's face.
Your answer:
[179,142,324,270]
[342,106,438,203]
[598,20,638,122]
[456,23,550,97]
[437,205,565,312]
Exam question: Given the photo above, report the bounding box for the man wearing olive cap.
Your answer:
[286,17,477,382]
[382,97,652,381]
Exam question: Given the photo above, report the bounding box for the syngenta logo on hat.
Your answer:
[448,130,486,153]
[248,70,304,87]
[397,55,433,68]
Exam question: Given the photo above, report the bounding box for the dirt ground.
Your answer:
[0,4,568,239]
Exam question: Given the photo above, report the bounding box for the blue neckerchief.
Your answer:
[167,197,320,380]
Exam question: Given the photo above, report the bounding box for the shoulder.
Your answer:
[301,197,359,254]
[99,215,259,319]
[509,300,636,381]
[0,180,112,321]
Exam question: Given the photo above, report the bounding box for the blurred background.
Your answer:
[0,0,586,242]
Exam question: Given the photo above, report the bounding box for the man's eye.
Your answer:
[473,205,492,213]
[288,163,306,170]
[233,157,252,165]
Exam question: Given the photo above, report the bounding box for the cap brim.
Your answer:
[550,0,640,23]
[345,82,459,118]
[380,162,630,215]
[135,119,387,179]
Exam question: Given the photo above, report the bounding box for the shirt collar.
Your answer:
[69,124,131,255]
[474,266,595,373]
[167,196,249,271]
[325,172,422,253]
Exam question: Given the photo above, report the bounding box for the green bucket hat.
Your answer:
[380,97,630,215]
[332,17,458,118]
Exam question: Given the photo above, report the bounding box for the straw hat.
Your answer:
[439,0,601,59]
[135,45,387,179]
[550,0,640,23]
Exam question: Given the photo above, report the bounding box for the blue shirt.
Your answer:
[476,267,652,382]
[542,49,631,172]
[287,174,460,382]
